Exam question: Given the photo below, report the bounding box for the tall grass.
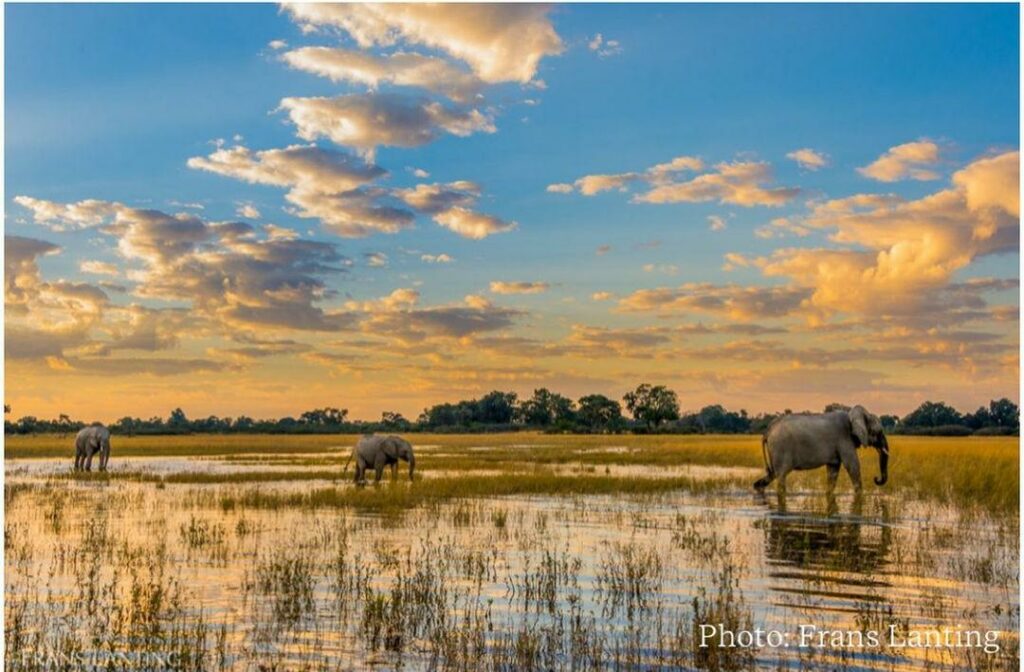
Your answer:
[15,432,1017,514]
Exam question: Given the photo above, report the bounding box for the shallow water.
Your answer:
[5,453,1018,671]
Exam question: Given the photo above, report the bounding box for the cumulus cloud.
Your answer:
[349,288,521,341]
[236,202,261,219]
[619,282,811,320]
[550,156,796,207]
[708,215,727,232]
[635,160,800,207]
[433,207,516,240]
[395,180,480,213]
[591,291,613,301]
[282,3,563,84]
[588,33,622,57]
[80,260,120,276]
[421,253,453,264]
[188,143,417,238]
[14,199,358,333]
[548,155,703,196]
[858,140,941,182]
[786,148,828,170]
[13,197,121,231]
[364,251,389,267]
[279,93,495,155]
[718,151,1019,324]
[282,47,483,103]
[489,281,550,295]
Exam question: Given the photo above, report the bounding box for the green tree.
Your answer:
[901,401,962,428]
[517,388,575,426]
[576,394,623,432]
[623,384,679,430]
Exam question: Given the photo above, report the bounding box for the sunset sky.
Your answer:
[5,3,1019,423]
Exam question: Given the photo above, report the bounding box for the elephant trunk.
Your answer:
[407,453,416,482]
[873,435,888,486]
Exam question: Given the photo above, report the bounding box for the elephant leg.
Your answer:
[356,458,368,485]
[826,464,840,493]
[74,450,82,471]
[390,463,398,481]
[841,452,863,492]
[374,463,385,484]
[84,452,93,472]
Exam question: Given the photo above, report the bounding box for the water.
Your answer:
[5,453,1018,670]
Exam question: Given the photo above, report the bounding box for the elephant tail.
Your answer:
[761,434,774,477]
[342,450,354,475]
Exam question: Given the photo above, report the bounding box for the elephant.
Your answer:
[74,424,111,472]
[753,405,888,495]
[343,435,415,485]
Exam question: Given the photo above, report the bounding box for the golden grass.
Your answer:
[7,432,1018,514]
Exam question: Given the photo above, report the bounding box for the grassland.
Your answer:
[6,432,1019,513]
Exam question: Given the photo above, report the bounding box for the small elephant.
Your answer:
[74,424,111,472]
[754,405,888,495]
[343,435,415,485]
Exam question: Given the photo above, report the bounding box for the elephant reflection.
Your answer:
[763,506,893,576]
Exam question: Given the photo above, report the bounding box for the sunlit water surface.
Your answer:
[5,452,1018,671]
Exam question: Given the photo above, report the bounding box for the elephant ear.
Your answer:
[381,437,400,459]
[848,406,869,447]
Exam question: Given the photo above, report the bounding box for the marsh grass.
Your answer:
[5,433,1019,671]
[12,432,1018,513]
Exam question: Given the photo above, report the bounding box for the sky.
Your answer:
[5,3,1020,423]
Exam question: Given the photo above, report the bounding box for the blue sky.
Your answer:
[5,4,1020,420]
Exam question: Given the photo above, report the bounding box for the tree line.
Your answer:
[4,389,1018,437]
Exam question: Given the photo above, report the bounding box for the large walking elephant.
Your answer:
[753,405,888,494]
[343,435,415,485]
[74,424,111,472]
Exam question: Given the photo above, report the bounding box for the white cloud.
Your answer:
[80,260,120,276]
[708,215,727,232]
[858,140,941,182]
[282,47,483,103]
[421,253,453,264]
[434,207,517,240]
[588,33,623,57]
[364,251,389,267]
[283,3,563,84]
[268,39,288,50]
[786,148,829,171]
[236,202,261,219]
[636,161,800,207]
[279,93,495,155]
[489,281,549,295]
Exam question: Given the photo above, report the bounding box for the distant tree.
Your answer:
[517,388,575,427]
[57,414,73,438]
[901,401,963,429]
[689,405,751,433]
[299,407,348,426]
[987,398,1019,430]
[965,398,1019,432]
[880,414,899,431]
[381,411,412,430]
[168,407,189,429]
[623,384,679,431]
[824,403,851,413]
[233,416,255,431]
[474,391,518,425]
[576,395,623,432]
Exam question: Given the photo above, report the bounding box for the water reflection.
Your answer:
[761,498,895,608]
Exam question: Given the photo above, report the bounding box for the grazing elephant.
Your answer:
[753,405,888,494]
[343,435,415,485]
[74,424,111,472]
